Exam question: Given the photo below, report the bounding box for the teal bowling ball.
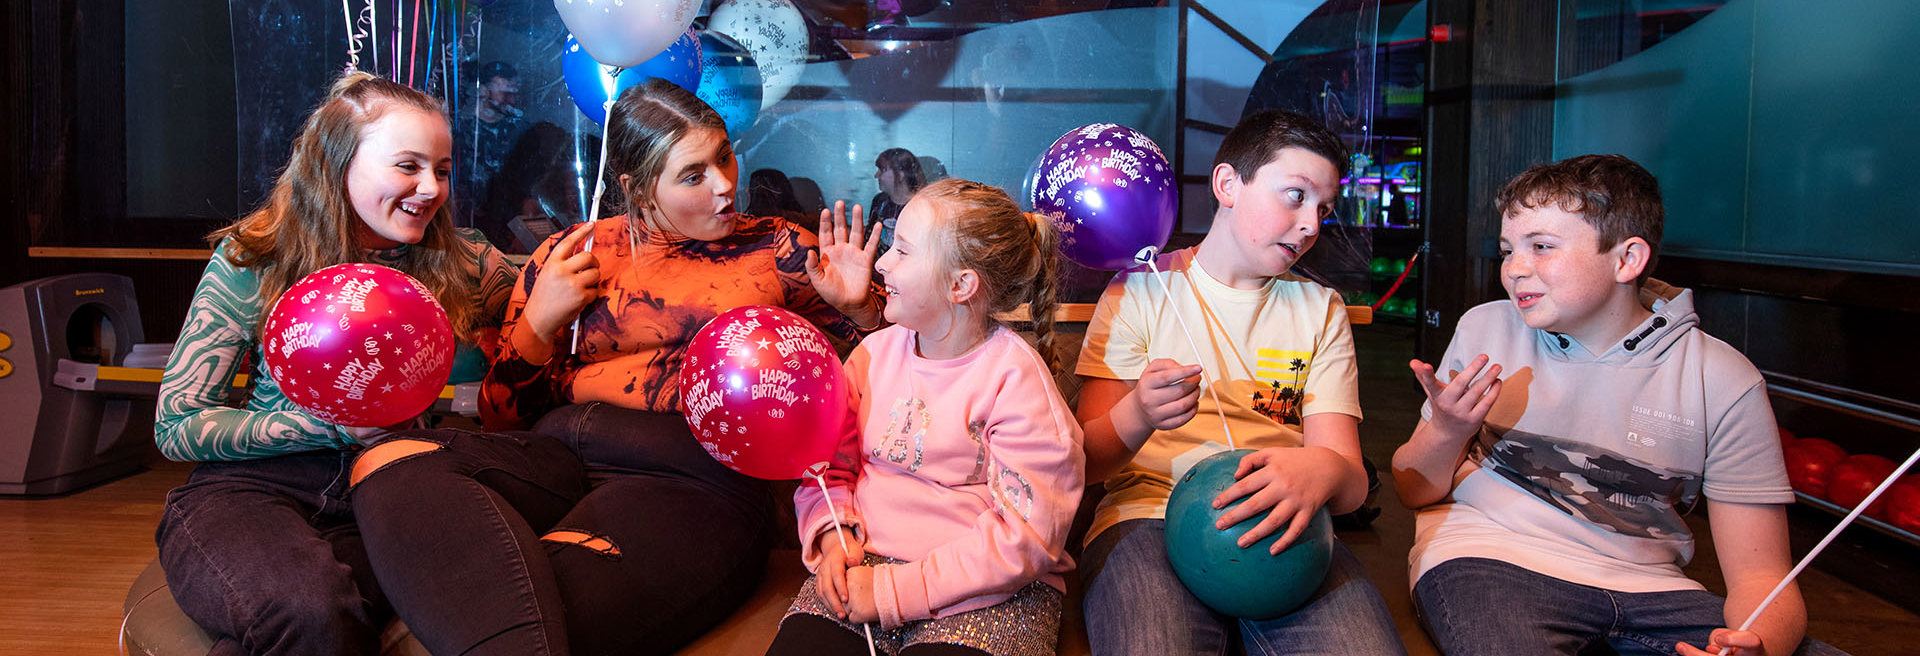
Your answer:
[1368,257,1391,276]
[1165,449,1334,619]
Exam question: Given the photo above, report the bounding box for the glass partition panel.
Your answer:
[1552,0,1920,275]
[216,1,1394,300]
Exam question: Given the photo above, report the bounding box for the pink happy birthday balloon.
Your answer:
[262,263,456,427]
[678,305,848,480]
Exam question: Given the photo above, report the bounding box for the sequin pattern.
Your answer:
[784,555,1064,656]
[991,463,1036,521]
[875,397,929,472]
[964,419,990,484]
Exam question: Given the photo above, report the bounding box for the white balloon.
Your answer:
[707,0,808,110]
[554,0,700,68]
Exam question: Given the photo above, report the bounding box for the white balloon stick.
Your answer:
[811,472,878,656]
[1135,246,1236,450]
[1720,445,1920,655]
[569,72,618,358]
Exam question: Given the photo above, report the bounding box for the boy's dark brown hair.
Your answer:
[1212,109,1350,183]
[1496,154,1664,283]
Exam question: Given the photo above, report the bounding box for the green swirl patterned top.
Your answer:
[155,228,518,461]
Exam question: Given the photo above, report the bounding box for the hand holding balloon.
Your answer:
[1134,359,1205,432]
[813,525,867,619]
[520,227,602,346]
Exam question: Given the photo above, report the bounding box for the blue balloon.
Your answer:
[695,32,763,139]
[1165,449,1334,620]
[562,30,700,126]
[1031,124,1178,271]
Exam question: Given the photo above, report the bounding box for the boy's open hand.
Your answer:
[813,526,866,619]
[1676,628,1767,656]
[1136,359,1205,431]
[1411,355,1501,442]
[1211,446,1341,554]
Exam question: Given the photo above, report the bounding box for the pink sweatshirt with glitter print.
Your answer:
[794,325,1084,630]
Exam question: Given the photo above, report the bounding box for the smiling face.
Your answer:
[1206,147,1341,287]
[346,106,452,250]
[873,197,957,332]
[639,127,739,241]
[1499,203,1648,343]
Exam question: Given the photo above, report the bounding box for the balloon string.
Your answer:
[340,0,364,72]
[423,0,436,91]
[812,472,879,656]
[392,0,401,80]
[1136,246,1235,450]
[407,0,420,87]
[569,66,621,357]
[1718,445,1920,654]
[369,0,379,77]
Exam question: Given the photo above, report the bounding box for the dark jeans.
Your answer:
[155,451,391,656]
[1080,518,1406,656]
[1413,557,1849,656]
[353,403,777,656]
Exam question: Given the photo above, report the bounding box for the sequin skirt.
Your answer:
[784,555,1064,656]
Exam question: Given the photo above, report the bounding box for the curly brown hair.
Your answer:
[1496,154,1664,284]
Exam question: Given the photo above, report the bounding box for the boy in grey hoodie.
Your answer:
[1391,155,1810,656]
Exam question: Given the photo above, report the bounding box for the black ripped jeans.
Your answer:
[352,403,777,656]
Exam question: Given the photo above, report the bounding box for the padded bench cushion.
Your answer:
[119,549,888,656]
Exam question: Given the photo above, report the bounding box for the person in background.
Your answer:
[869,147,925,254]
[749,167,813,225]
[456,61,528,245]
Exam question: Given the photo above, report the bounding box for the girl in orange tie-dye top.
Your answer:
[347,78,886,655]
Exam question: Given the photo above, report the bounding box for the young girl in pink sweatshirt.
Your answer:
[767,178,1085,656]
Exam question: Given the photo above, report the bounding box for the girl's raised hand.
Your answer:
[522,226,601,342]
[804,201,881,314]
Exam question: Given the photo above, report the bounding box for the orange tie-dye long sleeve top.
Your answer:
[482,214,875,430]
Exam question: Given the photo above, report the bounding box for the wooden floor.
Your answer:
[3,324,1916,655]
[0,457,189,656]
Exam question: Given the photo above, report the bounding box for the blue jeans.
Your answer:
[1080,519,1406,656]
[1413,557,1849,656]
[353,403,775,656]
[155,451,390,656]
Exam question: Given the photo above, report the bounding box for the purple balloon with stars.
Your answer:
[1030,123,1178,271]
